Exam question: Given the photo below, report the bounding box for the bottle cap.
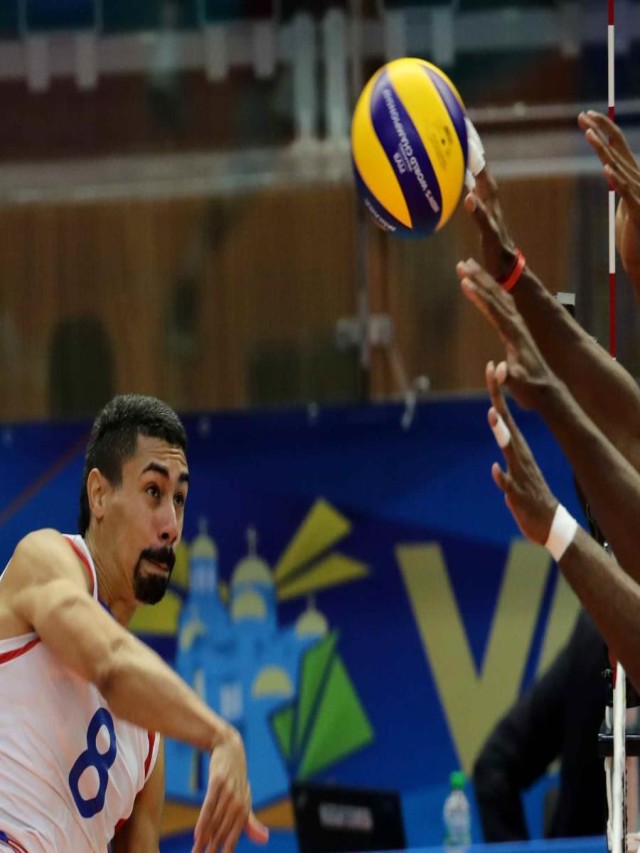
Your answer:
[450,770,466,789]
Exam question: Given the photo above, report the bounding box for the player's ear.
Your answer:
[87,468,109,521]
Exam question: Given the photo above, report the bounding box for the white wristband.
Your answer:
[544,504,578,562]
[464,116,486,190]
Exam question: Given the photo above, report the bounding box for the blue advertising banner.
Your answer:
[0,397,585,849]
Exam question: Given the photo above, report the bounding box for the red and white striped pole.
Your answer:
[606,9,628,853]
[609,0,617,358]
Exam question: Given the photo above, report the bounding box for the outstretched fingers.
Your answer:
[193,782,221,852]
[457,265,498,331]
[580,112,640,215]
[456,258,521,344]
[584,128,639,192]
[484,361,560,545]
[485,360,530,474]
[484,361,512,491]
[463,189,494,243]
[245,812,269,845]
[472,167,500,210]
[579,110,637,167]
[487,360,515,431]
[463,170,517,280]
[490,459,510,495]
[193,795,268,853]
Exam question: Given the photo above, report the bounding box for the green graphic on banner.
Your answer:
[294,631,339,757]
[271,631,374,779]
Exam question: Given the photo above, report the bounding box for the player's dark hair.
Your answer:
[78,394,187,535]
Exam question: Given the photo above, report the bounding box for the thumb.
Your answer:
[246,811,270,845]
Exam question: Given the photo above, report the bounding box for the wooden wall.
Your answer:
[0,183,358,421]
[0,173,607,423]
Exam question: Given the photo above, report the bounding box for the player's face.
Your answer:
[106,435,189,604]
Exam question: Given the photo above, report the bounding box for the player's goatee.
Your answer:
[133,546,175,604]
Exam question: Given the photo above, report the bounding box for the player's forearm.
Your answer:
[25,582,233,753]
[559,528,640,692]
[100,631,234,752]
[512,268,640,465]
[474,791,529,843]
[473,750,530,841]
[535,379,640,582]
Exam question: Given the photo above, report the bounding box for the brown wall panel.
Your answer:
[0,173,605,423]
[0,184,358,421]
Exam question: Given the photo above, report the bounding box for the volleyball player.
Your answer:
[0,394,268,852]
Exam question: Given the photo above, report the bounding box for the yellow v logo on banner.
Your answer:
[396,540,578,774]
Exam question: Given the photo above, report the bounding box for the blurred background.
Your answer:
[0,0,639,423]
[1,2,638,849]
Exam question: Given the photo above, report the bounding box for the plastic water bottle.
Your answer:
[443,770,471,848]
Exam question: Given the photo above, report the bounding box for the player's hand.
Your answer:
[456,257,560,411]
[579,110,640,285]
[485,360,558,544]
[463,166,519,282]
[193,727,269,853]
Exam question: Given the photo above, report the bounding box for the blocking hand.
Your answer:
[485,360,558,545]
[456,257,558,412]
[579,110,640,285]
[463,165,519,282]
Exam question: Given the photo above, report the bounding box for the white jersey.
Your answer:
[0,535,160,852]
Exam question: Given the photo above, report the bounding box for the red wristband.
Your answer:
[498,248,526,293]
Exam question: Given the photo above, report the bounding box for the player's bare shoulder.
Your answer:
[0,529,93,638]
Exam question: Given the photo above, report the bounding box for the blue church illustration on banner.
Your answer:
[165,514,371,806]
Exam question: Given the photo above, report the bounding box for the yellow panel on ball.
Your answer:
[351,57,468,237]
[351,65,412,229]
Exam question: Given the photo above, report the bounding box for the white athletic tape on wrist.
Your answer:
[491,412,511,448]
[545,504,578,562]
[464,116,486,190]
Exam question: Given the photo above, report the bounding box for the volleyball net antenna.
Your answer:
[601,625,640,853]
[605,4,626,852]
[600,3,640,851]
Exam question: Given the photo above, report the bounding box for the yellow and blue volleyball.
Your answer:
[351,57,468,237]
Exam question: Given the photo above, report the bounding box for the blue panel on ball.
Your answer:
[369,70,443,235]
[423,66,468,170]
[352,164,427,238]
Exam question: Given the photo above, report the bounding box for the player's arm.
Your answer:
[465,168,640,472]
[5,529,268,851]
[8,529,232,750]
[484,367,640,693]
[458,260,640,587]
[112,740,164,853]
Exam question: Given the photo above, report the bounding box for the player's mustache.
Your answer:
[140,546,175,572]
